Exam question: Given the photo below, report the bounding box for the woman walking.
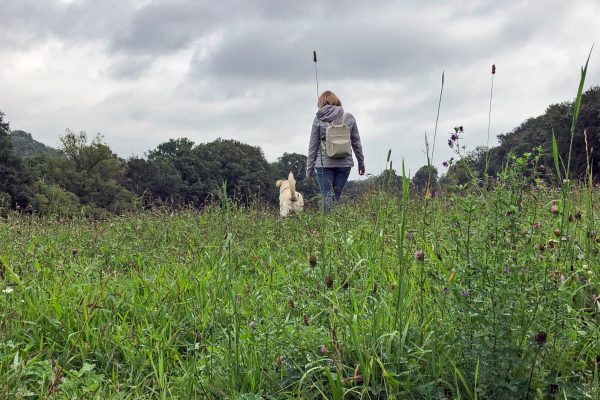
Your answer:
[306,90,365,208]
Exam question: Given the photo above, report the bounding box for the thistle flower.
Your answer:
[550,203,559,215]
[414,249,424,261]
[71,248,78,256]
[319,344,328,354]
[534,330,547,346]
[447,139,453,148]
[325,275,333,289]
[309,255,317,267]
[442,160,449,168]
[450,133,458,141]
[275,355,283,366]
[554,228,561,237]
[2,287,14,294]
[532,222,542,230]
[492,64,496,74]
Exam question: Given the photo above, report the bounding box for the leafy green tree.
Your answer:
[28,130,134,215]
[412,165,438,191]
[0,111,31,208]
[271,152,319,200]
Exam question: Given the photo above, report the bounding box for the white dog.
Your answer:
[276,172,304,217]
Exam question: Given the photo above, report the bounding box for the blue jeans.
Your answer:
[316,167,351,208]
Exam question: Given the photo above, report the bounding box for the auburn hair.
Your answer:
[318,90,342,108]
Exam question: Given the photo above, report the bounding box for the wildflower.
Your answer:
[2,287,14,294]
[532,222,542,230]
[406,231,415,242]
[442,160,449,168]
[450,133,458,141]
[460,289,469,297]
[325,275,333,289]
[550,203,559,215]
[443,287,449,293]
[491,64,496,74]
[249,320,257,329]
[309,255,317,267]
[414,249,424,261]
[503,266,511,273]
[319,345,328,354]
[574,211,582,220]
[275,355,283,366]
[458,126,464,132]
[534,330,547,346]
[553,228,561,237]
[447,139,453,148]
[71,248,78,256]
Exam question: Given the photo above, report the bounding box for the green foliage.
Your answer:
[453,86,600,183]
[412,165,438,191]
[9,130,61,157]
[0,111,31,207]
[1,179,598,398]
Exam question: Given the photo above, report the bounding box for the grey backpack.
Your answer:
[322,112,352,158]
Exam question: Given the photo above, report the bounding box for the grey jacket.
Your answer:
[306,105,365,177]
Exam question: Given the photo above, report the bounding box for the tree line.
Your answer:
[1,86,598,215]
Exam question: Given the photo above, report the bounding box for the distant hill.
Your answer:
[9,130,62,157]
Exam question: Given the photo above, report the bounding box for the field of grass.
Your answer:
[1,167,599,399]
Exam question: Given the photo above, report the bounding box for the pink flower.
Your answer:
[319,345,328,354]
[414,249,424,261]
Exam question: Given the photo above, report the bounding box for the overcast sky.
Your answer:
[1,0,599,179]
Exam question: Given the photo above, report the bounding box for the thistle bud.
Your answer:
[313,50,317,63]
[492,64,496,74]
[414,249,424,261]
[309,255,317,267]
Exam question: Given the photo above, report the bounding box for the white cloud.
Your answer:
[1,0,599,181]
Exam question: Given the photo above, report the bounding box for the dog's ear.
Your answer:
[276,180,282,187]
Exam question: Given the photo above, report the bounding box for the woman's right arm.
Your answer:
[306,118,320,177]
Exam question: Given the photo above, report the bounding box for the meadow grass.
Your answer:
[1,173,599,399]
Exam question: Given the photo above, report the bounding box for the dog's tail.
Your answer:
[288,172,297,202]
